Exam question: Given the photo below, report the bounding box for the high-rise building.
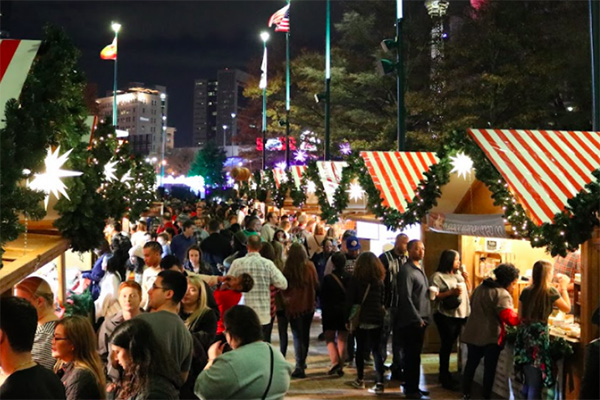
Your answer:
[192,69,250,149]
[97,83,167,155]
[166,126,176,150]
[192,79,217,146]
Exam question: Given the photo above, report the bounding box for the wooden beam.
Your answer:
[581,227,600,345]
[0,234,70,295]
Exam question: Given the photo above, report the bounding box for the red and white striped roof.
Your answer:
[360,151,440,212]
[289,165,306,189]
[468,129,600,226]
[0,40,41,129]
[272,168,288,188]
[316,161,347,205]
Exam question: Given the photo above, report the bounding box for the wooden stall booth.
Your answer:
[422,129,600,399]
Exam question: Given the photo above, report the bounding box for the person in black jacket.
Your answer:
[321,252,351,377]
[346,252,386,394]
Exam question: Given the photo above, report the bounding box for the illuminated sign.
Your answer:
[256,137,297,151]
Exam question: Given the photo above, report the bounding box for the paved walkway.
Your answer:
[270,313,466,400]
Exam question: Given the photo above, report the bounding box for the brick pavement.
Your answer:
[269,313,467,400]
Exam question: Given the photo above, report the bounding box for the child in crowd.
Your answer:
[213,274,254,341]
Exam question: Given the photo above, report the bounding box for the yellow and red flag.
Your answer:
[100,38,117,60]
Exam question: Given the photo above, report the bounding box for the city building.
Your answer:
[192,69,250,150]
[192,79,217,146]
[166,126,176,150]
[97,82,168,155]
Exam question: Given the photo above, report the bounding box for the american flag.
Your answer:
[268,4,290,33]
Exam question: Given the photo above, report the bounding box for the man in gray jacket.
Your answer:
[397,239,430,399]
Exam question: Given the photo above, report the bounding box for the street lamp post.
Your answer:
[111,22,121,128]
[324,0,331,161]
[222,125,228,152]
[160,93,167,186]
[230,112,236,158]
[260,31,270,170]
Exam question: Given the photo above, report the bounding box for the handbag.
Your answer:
[438,274,462,311]
[346,284,370,333]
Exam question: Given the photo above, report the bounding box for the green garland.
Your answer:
[329,153,451,230]
[448,130,600,256]
[504,326,574,361]
[302,162,339,224]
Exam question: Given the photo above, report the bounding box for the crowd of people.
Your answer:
[0,198,597,400]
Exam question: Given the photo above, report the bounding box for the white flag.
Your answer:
[259,47,267,89]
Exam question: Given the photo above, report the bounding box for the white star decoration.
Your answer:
[347,182,365,201]
[103,159,118,182]
[449,152,474,179]
[121,169,134,187]
[29,147,83,209]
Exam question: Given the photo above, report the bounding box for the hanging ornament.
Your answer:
[347,181,365,201]
[306,180,316,194]
[121,169,134,187]
[449,152,474,179]
[103,159,118,182]
[28,147,83,209]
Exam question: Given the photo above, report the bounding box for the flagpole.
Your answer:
[591,0,600,130]
[111,22,121,128]
[324,0,331,161]
[285,0,291,169]
[260,32,270,170]
[396,2,405,151]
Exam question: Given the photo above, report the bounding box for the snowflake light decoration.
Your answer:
[346,182,365,201]
[28,147,83,209]
[275,161,287,170]
[294,150,308,163]
[339,142,352,155]
[449,152,474,179]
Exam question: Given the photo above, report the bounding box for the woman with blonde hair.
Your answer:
[15,276,59,370]
[514,260,570,400]
[282,243,319,378]
[52,315,106,400]
[179,275,217,399]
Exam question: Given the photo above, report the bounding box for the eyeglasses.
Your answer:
[151,284,167,291]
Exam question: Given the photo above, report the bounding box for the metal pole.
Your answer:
[112,30,118,128]
[262,40,268,170]
[160,94,166,186]
[324,0,331,161]
[285,0,291,168]
[591,0,600,130]
[396,5,405,151]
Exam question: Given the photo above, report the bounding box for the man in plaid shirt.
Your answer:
[553,251,580,301]
[228,235,288,342]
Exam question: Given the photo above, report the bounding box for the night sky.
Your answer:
[4,1,340,147]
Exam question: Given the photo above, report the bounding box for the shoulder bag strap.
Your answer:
[262,344,274,400]
[360,284,371,305]
[331,273,345,292]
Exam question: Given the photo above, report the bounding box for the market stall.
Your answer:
[425,128,600,399]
